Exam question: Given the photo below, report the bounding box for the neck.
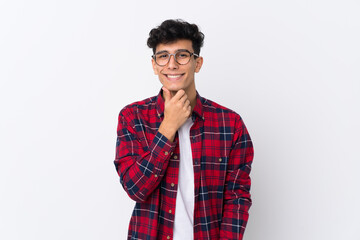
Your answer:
[187,88,197,112]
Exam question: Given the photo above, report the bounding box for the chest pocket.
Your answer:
[199,154,228,201]
[207,155,227,186]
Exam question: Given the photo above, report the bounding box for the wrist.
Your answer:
[158,120,177,142]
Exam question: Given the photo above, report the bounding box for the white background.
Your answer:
[1,0,359,239]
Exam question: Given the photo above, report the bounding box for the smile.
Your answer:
[165,74,184,79]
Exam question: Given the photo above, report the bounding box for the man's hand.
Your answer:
[158,87,191,142]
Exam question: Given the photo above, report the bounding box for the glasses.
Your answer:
[152,50,199,66]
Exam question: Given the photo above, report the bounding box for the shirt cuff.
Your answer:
[144,131,176,177]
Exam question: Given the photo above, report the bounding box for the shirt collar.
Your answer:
[155,88,204,121]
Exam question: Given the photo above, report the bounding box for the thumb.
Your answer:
[162,87,171,102]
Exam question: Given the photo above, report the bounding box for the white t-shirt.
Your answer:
[173,117,195,240]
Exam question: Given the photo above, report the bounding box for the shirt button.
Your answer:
[154,174,158,178]
[167,236,170,239]
[169,209,172,213]
[171,183,175,187]
[164,151,168,155]
[219,158,222,162]
[173,155,178,159]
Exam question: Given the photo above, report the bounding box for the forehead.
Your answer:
[155,39,193,53]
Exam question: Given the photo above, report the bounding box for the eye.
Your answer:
[157,53,168,59]
[177,52,190,59]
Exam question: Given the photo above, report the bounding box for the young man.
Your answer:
[114,19,254,240]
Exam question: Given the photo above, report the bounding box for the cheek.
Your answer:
[158,75,165,85]
[190,63,198,73]
[153,64,161,75]
[189,67,197,75]
[155,66,165,75]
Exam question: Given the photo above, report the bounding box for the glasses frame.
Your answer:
[152,49,199,66]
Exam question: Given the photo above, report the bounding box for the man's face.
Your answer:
[152,39,203,96]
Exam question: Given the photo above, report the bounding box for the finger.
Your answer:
[173,89,186,101]
[183,99,190,107]
[184,102,191,111]
[162,87,171,102]
[178,93,188,105]
[186,105,192,117]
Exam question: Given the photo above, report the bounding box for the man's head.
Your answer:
[148,19,204,98]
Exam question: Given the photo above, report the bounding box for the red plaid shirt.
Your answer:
[114,89,254,240]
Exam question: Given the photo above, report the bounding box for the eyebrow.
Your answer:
[155,49,190,55]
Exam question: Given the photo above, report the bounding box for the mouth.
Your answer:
[164,74,184,81]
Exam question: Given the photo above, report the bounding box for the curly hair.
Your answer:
[147,19,204,55]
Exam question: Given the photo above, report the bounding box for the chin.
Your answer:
[163,85,182,92]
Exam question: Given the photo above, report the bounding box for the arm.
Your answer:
[114,109,176,202]
[114,88,192,203]
[219,115,254,239]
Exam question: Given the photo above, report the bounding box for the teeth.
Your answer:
[167,75,181,79]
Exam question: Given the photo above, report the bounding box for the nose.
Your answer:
[167,54,178,69]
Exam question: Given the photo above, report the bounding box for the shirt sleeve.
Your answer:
[114,108,176,202]
[219,114,254,240]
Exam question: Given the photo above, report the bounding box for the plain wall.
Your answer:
[1,0,359,239]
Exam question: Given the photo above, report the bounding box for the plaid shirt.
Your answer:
[114,89,254,240]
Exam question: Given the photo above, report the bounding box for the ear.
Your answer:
[152,58,159,75]
[195,56,203,73]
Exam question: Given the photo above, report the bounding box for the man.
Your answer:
[114,19,254,240]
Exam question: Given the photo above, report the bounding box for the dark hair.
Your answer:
[147,19,204,55]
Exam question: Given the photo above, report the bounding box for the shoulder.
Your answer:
[200,96,251,150]
[200,96,242,122]
[118,95,158,120]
